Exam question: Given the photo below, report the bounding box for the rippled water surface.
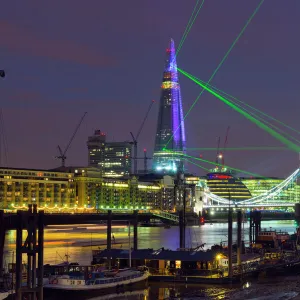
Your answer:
[3,220,298,299]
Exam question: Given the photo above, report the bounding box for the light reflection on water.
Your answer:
[3,220,297,299]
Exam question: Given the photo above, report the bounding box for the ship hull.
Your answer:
[44,272,148,299]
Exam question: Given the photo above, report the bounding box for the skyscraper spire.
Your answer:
[153,39,186,173]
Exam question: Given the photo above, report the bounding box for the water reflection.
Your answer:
[3,220,297,299]
[4,220,297,266]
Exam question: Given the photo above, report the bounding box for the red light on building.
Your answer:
[216,175,232,179]
[209,174,233,180]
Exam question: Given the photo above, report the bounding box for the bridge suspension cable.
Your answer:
[204,168,300,206]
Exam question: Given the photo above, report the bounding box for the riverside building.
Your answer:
[0,167,185,211]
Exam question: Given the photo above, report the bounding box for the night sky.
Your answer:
[0,0,299,178]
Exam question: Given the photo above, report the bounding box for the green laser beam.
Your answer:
[238,100,300,145]
[186,159,210,172]
[193,77,300,136]
[186,147,288,151]
[164,149,264,177]
[176,0,205,56]
[178,68,300,153]
[183,153,263,177]
[165,0,265,148]
[185,69,300,144]
[176,0,200,55]
[188,73,300,137]
[189,70,300,145]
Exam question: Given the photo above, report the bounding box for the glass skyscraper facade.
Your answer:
[87,130,132,177]
[153,39,186,173]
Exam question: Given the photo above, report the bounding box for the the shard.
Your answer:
[153,39,186,173]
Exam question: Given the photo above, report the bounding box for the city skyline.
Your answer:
[0,1,299,177]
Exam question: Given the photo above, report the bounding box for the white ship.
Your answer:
[44,269,148,291]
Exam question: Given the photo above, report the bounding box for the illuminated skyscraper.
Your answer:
[153,39,186,173]
[87,130,132,177]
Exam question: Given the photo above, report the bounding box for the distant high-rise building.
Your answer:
[87,130,132,177]
[153,39,186,173]
[104,141,132,177]
[87,130,106,167]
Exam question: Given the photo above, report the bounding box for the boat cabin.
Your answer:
[219,253,261,268]
[256,229,291,248]
[93,248,218,276]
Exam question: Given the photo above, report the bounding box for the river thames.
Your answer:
[3,220,299,299]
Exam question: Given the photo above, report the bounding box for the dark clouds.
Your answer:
[0,21,116,67]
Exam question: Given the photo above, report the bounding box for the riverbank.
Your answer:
[227,276,300,299]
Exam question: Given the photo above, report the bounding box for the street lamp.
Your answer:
[0,70,5,78]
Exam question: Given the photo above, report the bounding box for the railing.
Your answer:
[44,208,180,222]
[85,272,145,285]
[3,208,180,222]
[204,203,295,208]
[149,210,179,223]
[147,267,216,277]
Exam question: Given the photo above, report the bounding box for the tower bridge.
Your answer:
[200,168,300,209]
[204,203,295,209]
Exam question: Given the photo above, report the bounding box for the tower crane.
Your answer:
[56,112,87,167]
[216,136,221,165]
[143,148,149,173]
[222,126,230,166]
[130,100,155,174]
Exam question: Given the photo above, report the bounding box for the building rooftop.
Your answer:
[95,248,216,262]
[0,166,72,174]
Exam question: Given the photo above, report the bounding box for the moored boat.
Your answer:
[0,292,9,300]
[44,269,148,291]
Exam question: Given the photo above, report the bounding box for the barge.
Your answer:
[43,268,148,299]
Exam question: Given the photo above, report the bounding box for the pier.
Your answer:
[0,205,182,299]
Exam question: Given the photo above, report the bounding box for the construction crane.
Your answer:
[216,136,221,165]
[143,148,148,173]
[56,112,87,167]
[130,149,152,174]
[222,126,230,166]
[130,100,155,174]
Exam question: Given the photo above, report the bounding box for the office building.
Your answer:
[104,141,132,178]
[0,167,75,210]
[241,177,300,203]
[153,38,186,173]
[87,130,132,177]
[87,130,106,167]
[206,172,252,202]
[0,166,192,212]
